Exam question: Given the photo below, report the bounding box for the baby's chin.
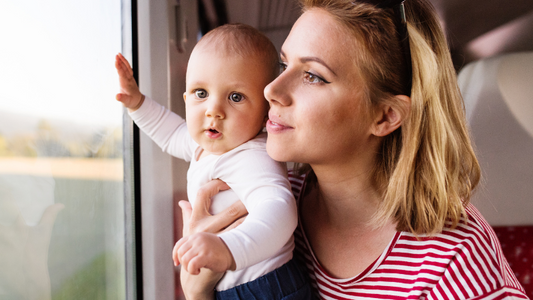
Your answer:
[199,142,240,156]
[197,132,264,156]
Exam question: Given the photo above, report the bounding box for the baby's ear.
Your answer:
[371,95,410,137]
[183,92,187,102]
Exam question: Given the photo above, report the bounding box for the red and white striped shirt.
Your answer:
[289,173,529,300]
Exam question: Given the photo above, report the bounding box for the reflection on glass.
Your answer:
[0,0,126,299]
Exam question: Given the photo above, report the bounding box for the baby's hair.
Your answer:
[196,23,280,81]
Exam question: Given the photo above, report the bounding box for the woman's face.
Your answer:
[265,8,374,166]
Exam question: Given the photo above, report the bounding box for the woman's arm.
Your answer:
[177,180,247,300]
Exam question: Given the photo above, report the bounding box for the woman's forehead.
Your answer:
[282,8,359,74]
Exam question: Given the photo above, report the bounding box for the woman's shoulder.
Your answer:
[392,203,527,298]
[291,172,528,298]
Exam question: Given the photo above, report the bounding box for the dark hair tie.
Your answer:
[355,0,412,96]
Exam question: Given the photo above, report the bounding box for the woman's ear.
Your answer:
[371,95,411,137]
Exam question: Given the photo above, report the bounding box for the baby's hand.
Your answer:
[173,232,236,275]
[114,53,144,111]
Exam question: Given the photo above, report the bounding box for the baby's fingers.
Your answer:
[179,247,205,275]
[115,56,132,84]
[178,245,202,274]
[186,256,204,275]
[115,93,129,103]
[115,53,133,77]
[173,236,188,266]
[117,53,134,75]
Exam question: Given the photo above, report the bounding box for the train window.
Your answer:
[2,0,531,299]
[0,0,132,299]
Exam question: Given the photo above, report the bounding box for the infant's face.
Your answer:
[183,48,270,156]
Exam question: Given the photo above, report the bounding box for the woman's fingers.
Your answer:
[182,179,248,236]
[192,179,230,216]
[212,200,248,233]
[179,200,193,232]
[221,215,247,233]
[190,196,247,234]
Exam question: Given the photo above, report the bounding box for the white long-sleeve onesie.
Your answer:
[129,97,297,291]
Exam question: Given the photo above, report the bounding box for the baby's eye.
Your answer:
[229,92,243,103]
[195,89,208,98]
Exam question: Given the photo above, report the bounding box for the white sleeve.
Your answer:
[215,148,297,270]
[128,96,196,161]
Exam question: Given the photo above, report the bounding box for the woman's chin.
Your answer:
[266,139,292,162]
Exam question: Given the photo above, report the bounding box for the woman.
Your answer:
[179,0,529,299]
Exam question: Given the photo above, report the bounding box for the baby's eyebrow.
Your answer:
[187,80,207,88]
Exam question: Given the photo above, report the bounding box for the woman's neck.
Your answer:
[301,162,398,278]
[309,162,382,230]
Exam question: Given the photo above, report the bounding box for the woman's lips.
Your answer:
[266,114,292,133]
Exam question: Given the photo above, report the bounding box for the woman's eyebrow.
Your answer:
[279,49,337,77]
[280,50,337,76]
[299,56,337,76]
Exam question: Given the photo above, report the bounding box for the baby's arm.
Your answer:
[114,53,144,111]
[114,53,195,161]
[215,145,298,270]
[173,232,236,275]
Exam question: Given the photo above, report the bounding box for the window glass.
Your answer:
[0,0,126,299]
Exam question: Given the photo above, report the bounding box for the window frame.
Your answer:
[128,0,198,299]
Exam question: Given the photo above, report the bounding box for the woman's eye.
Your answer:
[279,62,287,74]
[195,89,208,98]
[229,92,243,103]
[304,72,329,84]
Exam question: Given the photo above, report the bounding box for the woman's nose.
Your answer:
[205,98,225,119]
[264,71,292,107]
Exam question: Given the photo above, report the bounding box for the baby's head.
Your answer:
[183,24,279,155]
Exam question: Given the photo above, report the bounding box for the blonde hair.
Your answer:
[298,0,481,235]
[196,23,280,81]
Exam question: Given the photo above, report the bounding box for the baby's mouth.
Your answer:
[205,128,222,139]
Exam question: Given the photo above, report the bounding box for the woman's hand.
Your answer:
[180,180,247,237]
[177,179,248,300]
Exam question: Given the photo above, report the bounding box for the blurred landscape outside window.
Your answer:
[0,0,127,299]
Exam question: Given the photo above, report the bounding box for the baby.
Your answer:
[115,24,310,298]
